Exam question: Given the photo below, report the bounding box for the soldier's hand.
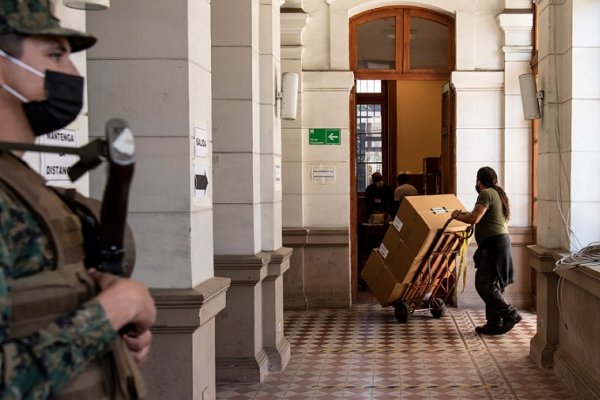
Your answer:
[91,270,157,333]
[123,330,153,365]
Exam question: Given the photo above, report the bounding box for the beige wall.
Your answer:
[395,80,445,174]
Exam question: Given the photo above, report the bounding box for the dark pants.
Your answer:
[474,246,517,324]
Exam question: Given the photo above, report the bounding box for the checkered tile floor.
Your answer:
[216,295,573,399]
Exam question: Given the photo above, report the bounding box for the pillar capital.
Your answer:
[497,11,534,48]
[281,10,309,46]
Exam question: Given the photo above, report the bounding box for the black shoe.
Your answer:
[475,322,503,335]
[499,313,522,334]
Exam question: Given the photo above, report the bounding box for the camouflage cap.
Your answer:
[0,0,96,52]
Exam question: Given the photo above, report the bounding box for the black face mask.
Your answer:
[0,50,84,136]
[475,184,481,193]
[22,71,84,136]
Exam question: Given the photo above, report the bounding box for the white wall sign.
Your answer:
[40,128,77,181]
[275,162,281,184]
[311,166,336,183]
[194,127,208,158]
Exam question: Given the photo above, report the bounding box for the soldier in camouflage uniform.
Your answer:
[0,0,156,398]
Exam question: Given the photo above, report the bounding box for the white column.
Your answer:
[87,1,227,399]
[452,71,504,308]
[281,11,308,227]
[568,0,600,248]
[452,71,505,210]
[529,5,600,396]
[258,0,292,374]
[498,11,534,228]
[535,0,600,250]
[87,0,214,287]
[212,0,261,256]
[259,0,283,251]
[212,0,281,383]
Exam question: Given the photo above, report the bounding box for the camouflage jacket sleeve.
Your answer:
[0,186,116,398]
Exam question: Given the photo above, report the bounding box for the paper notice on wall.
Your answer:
[40,129,77,181]
[311,166,335,183]
[194,127,208,158]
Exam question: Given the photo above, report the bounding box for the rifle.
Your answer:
[0,118,135,276]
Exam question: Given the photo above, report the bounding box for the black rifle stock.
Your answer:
[97,119,135,276]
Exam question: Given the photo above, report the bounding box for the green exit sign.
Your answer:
[309,128,341,145]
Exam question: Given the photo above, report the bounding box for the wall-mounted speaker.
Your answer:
[280,72,299,120]
[519,73,543,120]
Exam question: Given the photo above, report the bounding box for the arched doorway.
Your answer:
[349,6,456,301]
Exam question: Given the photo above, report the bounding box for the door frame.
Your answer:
[349,6,456,302]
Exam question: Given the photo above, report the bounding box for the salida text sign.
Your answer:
[309,128,341,145]
[41,129,77,181]
[194,127,208,158]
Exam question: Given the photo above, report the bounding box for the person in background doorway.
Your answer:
[451,166,521,335]
[364,171,393,221]
[392,173,418,215]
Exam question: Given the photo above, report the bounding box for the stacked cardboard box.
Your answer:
[362,250,409,306]
[361,194,469,307]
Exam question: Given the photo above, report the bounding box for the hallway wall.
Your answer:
[281,0,534,310]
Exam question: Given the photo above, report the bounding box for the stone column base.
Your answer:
[265,336,291,373]
[529,333,556,369]
[142,277,230,400]
[263,248,292,372]
[215,253,270,383]
[527,244,563,369]
[216,350,269,383]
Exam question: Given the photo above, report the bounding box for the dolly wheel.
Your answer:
[430,298,446,319]
[394,301,411,323]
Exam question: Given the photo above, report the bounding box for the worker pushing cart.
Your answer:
[361,194,473,323]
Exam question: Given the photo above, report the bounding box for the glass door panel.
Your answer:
[356,103,383,192]
[357,17,396,69]
[409,16,449,69]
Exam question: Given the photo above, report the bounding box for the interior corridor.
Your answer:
[216,294,573,399]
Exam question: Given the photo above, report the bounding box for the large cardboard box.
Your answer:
[394,194,469,259]
[361,249,408,307]
[378,227,422,284]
